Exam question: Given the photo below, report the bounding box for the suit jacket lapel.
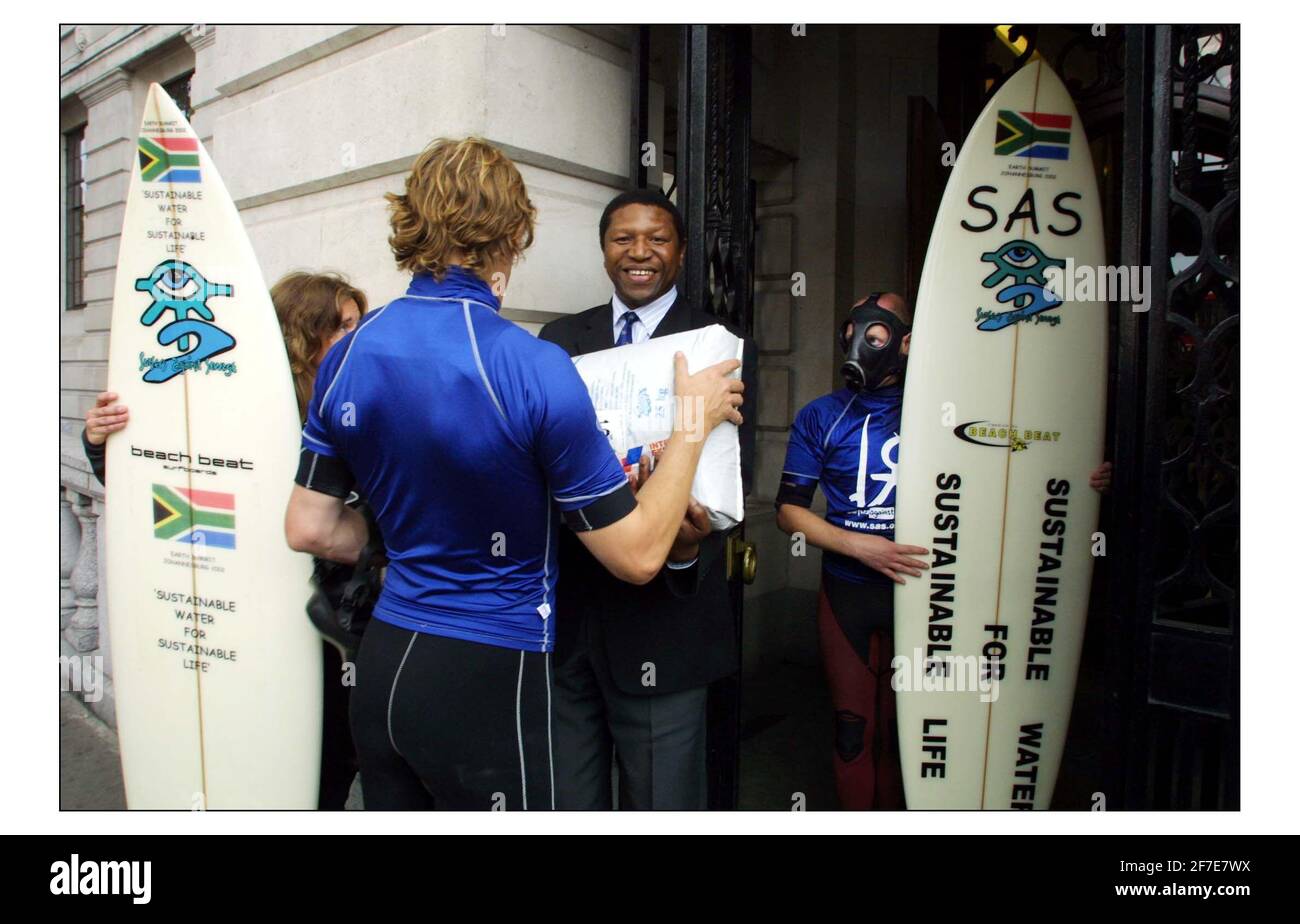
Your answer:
[649,293,695,340]
[582,301,616,352]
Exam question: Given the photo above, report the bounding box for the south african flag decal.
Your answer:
[995,110,1072,160]
[138,136,201,183]
[153,484,236,550]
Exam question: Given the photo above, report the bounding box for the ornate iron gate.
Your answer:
[675,24,755,809]
[1107,24,1240,810]
[676,25,755,334]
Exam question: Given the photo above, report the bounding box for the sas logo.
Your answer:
[973,240,1067,332]
[135,260,238,384]
[995,110,1072,161]
[955,421,1062,452]
[138,134,201,182]
[153,484,236,550]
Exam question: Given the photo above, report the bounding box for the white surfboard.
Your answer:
[894,59,1106,809]
[104,84,321,808]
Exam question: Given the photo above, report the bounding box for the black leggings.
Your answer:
[318,640,358,810]
[350,617,555,810]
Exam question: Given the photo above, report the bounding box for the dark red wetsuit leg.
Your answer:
[817,585,904,810]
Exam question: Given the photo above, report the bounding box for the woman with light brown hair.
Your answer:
[271,271,367,422]
[270,270,372,812]
[284,136,745,810]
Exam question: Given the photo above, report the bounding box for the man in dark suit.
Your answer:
[539,189,757,810]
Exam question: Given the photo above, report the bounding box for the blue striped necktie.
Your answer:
[616,310,639,346]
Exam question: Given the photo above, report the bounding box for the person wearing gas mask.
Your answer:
[774,292,921,810]
[774,292,1114,810]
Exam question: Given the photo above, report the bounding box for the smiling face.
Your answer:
[602,203,684,308]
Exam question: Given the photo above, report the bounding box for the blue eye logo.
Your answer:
[135,259,238,383]
[974,240,1067,332]
[1002,245,1035,266]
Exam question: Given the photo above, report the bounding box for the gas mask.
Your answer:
[839,293,910,392]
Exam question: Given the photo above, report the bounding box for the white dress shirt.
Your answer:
[611,286,677,345]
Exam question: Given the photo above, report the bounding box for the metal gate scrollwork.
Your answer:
[1110,24,1240,811]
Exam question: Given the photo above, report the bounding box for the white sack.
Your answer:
[571,324,744,530]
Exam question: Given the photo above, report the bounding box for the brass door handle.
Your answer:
[726,534,758,585]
